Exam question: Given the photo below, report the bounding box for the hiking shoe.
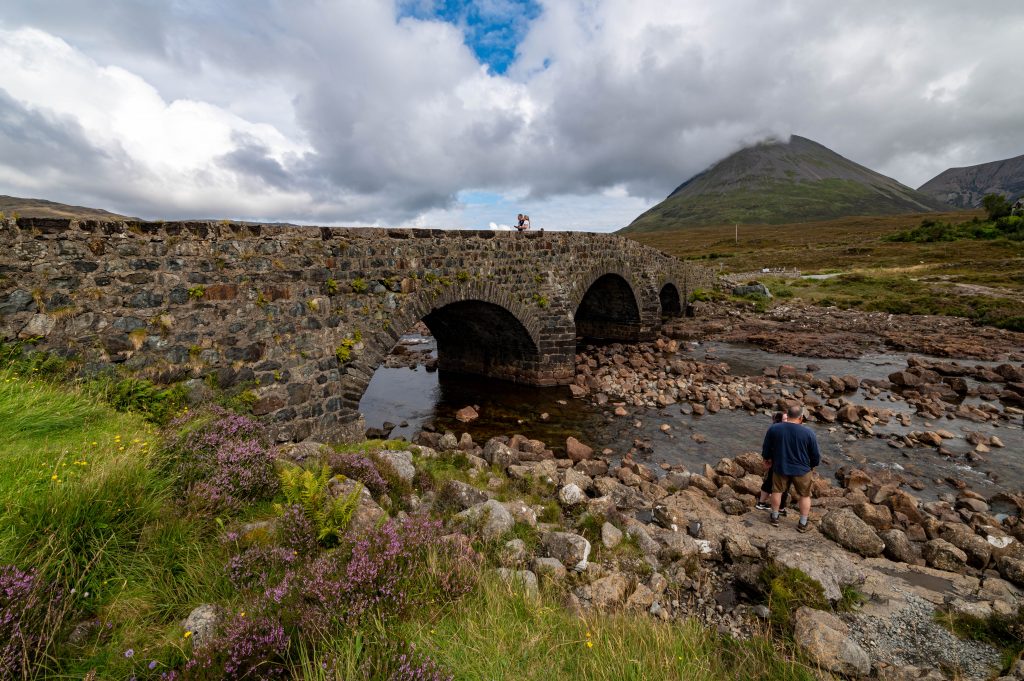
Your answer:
[755,502,771,511]
[797,521,811,533]
[779,508,788,517]
[770,514,780,528]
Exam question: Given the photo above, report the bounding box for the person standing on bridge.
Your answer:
[761,403,820,532]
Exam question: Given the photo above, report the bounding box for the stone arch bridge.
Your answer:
[0,219,714,441]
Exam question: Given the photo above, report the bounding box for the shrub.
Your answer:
[104,377,188,425]
[165,408,278,514]
[760,563,828,635]
[276,463,362,546]
[273,516,476,634]
[328,453,388,498]
[183,614,289,680]
[0,565,63,679]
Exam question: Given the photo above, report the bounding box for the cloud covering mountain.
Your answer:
[0,1,1022,230]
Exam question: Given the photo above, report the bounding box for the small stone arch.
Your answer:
[659,281,682,318]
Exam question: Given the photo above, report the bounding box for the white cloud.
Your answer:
[0,1,1022,229]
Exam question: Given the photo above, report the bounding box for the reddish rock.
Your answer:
[565,437,594,463]
[455,405,479,423]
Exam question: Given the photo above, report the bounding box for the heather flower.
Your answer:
[276,504,318,556]
[165,408,278,514]
[227,545,297,592]
[389,645,453,681]
[183,614,288,680]
[0,565,62,678]
[327,453,388,498]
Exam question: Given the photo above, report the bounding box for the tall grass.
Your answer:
[393,578,812,681]
[0,367,228,678]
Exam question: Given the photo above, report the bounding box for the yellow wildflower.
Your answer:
[586,641,593,649]
[183,631,192,639]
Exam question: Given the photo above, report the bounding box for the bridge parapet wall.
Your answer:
[0,218,714,441]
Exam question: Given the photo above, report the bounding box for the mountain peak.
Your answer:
[917,153,1024,208]
[625,135,949,233]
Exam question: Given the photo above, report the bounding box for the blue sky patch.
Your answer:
[397,0,541,74]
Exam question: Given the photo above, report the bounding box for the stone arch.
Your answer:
[333,280,572,432]
[570,262,659,342]
[659,282,682,318]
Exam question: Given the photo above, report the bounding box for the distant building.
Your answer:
[1013,197,1024,216]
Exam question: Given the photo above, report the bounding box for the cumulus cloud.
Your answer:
[0,1,1022,229]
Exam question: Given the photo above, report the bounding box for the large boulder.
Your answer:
[880,529,918,564]
[938,523,992,569]
[375,450,415,483]
[455,500,515,541]
[483,439,520,469]
[923,538,968,573]
[436,479,488,512]
[589,572,630,610]
[852,503,893,532]
[542,531,591,572]
[558,483,587,508]
[331,478,388,537]
[181,603,223,649]
[495,568,538,598]
[601,522,623,549]
[793,607,871,677]
[820,508,885,557]
[996,555,1024,587]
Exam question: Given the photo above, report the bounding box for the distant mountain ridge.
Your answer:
[622,135,951,233]
[0,195,136,220]
[917,153,1024,208]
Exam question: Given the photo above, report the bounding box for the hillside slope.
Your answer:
[0,194,135,220]
[623,135,950,233]
[917,153,1024,208]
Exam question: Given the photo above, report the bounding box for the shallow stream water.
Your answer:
[359,335,1024,500]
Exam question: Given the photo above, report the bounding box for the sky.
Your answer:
[0,1,1022,232]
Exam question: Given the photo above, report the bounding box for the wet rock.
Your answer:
[820,508,885,557]
[793,607,871,677]
[565,437,594,462]
[542,531,591,572]
[923,538,968,573]
[455,405,479,423]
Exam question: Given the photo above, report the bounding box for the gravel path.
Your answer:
[845,590,1002,680]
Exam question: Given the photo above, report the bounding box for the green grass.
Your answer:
[935,606,1024,674]
[0,367,230,678]
[393,577,813,681]
[759,564,828,636]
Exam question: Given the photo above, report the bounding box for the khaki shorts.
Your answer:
[772,471,813,497]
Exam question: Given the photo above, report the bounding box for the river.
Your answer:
[359,334,1024,501]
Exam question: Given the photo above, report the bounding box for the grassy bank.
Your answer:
[629,211,1024,330]
[0,359,812,679]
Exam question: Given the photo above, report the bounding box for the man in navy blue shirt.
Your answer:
[762,404,821,532]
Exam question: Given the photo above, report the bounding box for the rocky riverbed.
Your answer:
[350,301,1024,679]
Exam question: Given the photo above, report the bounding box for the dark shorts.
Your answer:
[772,472,812,497]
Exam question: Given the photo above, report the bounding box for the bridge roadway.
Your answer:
[0,219,714,441]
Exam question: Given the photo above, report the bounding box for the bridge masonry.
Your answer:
[0,218,715,442]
